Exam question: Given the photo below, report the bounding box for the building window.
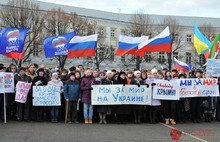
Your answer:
[110,28,116,38]
[33,42,39,56]
[158,52,165,63]
[173,34,179,43]
[110,48,115,61]
[199,54,206,65]
[99,27,104,36]
[145,52,151,63]
[173,52,178,59]
[121,55,125,62]
[186,34,192,42]
[186,52,191,64]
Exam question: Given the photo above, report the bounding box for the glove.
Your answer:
[146,84,149,88]
[151,83,156,86]
[137,83,140,87]
[123,83,125,86]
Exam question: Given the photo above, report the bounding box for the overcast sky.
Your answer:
[38,0,220,18]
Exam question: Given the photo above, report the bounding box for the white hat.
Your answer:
[106,70,112,75]
[151,68,158,74]
[52,72,58,77]
[134,70,141,76]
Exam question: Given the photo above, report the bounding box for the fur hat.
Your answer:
[134,70,141,76]
[151,68,158,74]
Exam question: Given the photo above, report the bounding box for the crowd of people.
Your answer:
[0,63,220,125]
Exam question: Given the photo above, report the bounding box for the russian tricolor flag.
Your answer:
[137,27,172,53]
[67,34,97,58]
[174,58,192,72]
[116,35,148,56]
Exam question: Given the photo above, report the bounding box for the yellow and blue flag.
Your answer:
[194,23,211,55]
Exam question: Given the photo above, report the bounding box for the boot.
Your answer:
[88,119,93,124]
[208,113,212,122]
[84,119,89,124]
[170,119,176,125]
[204,113,208,122]
[165,118,169,125]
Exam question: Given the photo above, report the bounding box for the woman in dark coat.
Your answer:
[32,68,48,121]
[96,71,112,124]
[130,70,145,124]
[114,71,130,124]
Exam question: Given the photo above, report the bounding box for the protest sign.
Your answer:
[153,79,180,100]
[91,85,151,105]
[0,73,5,93]
[33,86,61,106]
[15,81,32,103]
[4,73,14,93]
[206,59,220,77]
[179,78,219,98]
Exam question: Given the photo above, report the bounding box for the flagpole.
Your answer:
[3,92,6,123]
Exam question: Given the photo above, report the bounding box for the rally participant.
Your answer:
[147,68,161,124]
[15,67,32,121]
[26,64,37,80]
[64,73,80,124]
[0,64,6,121]
[141,70,148,82]
[190,69,203,123]
[32,68,48,121]
[47,72,64,123]
[114,71,130,124]
[130,70,144,124]
[77,65,84,77]
[96,71,111,124]
[60,69,69,83]
[163,70,176,125]
[80,68,95,124]
[126,70,133,84]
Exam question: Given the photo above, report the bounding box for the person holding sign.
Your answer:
[80,68,95,124]
[96,71,111,124]
[0,64,6,121]
[14,67,32,121]
[32,68,48,121]
[64,73,80,124]
[130,70,145,124]
[48,72,64,123]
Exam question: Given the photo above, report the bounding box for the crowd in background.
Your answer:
[0,63,220,125]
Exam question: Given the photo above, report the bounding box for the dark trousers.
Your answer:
[190,98,202,121]
[51,106,59,121]
[17,100,30,121]
[67,101,78,122]
[163,100,176,119]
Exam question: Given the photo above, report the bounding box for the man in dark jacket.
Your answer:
[64,73,80,123]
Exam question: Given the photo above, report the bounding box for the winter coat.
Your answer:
[80,75,95,104]
[32,76,48,86]
[64,79,80,101]
[47,79,64,93]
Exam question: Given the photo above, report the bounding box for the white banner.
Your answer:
[179,78,219,98]
[0,73,5,93]
[4,73,14,93]
[33,86,61,106]
[91,85,151,105]
[153,79,180,100]
[15,81,32,103]
[206,59,220,77]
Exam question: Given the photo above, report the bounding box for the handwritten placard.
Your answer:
[4,73,14,93]
[0,73,5,93]
[91,85,151,105]
[33,86,61,106]
[206,59,220,77]
[179,78,219,98]
[15,81,32,103]
[153,79,180,100]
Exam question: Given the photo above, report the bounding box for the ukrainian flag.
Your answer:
[193,23,211,55]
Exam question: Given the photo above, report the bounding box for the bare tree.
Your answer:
[0,0,44,67]
[44,8,71,69]
[127,11,152,69]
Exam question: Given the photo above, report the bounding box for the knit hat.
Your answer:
[106,70,112,75]
[69,73,75,78]
[151,68,158,74]
[18,67,26,73]
[134,70,141,76]
[52,72,58,77]
[37,68,44,73]
[99,71,106,76]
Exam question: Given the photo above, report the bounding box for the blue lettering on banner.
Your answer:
[99,87,111,93]
[194,79,202,85]
[112,93,144,102]
[157,89,176,96]
[180,80,192,86]
[116,87,124,93]
[129,87,144,93]
[97,96,108,102]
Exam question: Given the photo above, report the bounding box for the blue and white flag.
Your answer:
[0,28,28,54]
[44,32,76,58]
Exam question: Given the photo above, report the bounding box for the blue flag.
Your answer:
[0,28,28,54]
[44,32,76,58]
